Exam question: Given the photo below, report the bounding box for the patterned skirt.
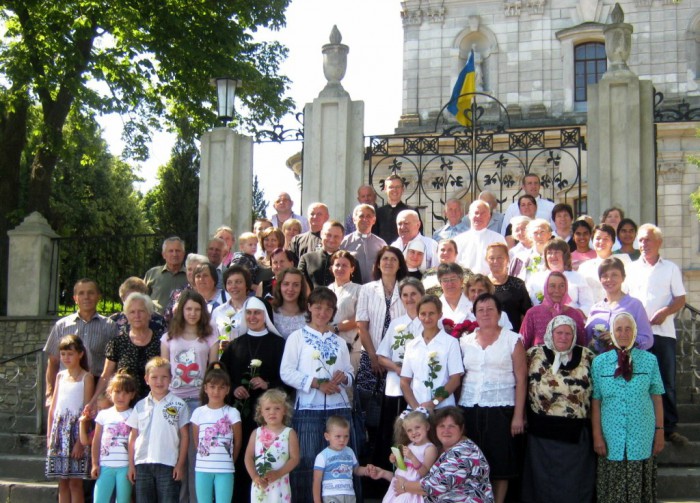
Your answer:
[596,455,656,503]
[46,411,90,478]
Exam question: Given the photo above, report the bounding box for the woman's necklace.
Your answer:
[382,278,395,298]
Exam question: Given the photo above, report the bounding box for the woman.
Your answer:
[517,218,553,283]
[193,262,228,312]
[110,276,166,336]
[438,262,471,324]
[520,271,587,349]
[505,195,537,247]
[356,247,408,443]
[256,247,296,299]
[328,250,362,371]
[400,295,464,411]
[592,312,665,503]
[522,316,596,503]
[421,239,460,296]
[258,227,286,267]
[526,237,594,315]
[487,242,532,332]
[585,257,653,353]
[87,293,161,411]
[164,253,207,322]
[271,267,308,339]
[282,218,303,250]
[212,265,252,341]
[507,216,533,277]
[571,220,596,271]
[615,218,640,261]
[459,293,527,503]
[391,407,493,502]
[214,225,235,267]
[280,287,358,502]
[464,274,513,330]
[220,296,286,503]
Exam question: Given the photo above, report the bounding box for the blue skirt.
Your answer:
[291,406,362,503]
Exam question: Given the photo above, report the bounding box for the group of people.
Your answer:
[42,178,687,503]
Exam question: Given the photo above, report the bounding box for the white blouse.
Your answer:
[356,280,406,350]
[280,326,354,410]
[439,294,472,324]
[329,282,362,349]
[376,315,423,397]
[459,328,520,407]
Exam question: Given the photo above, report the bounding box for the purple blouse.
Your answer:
[585,294,653,353]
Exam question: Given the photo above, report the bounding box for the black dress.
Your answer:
[493,275,532,332]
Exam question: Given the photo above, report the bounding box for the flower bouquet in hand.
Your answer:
[234,359,263,418]
[391,324,415,366]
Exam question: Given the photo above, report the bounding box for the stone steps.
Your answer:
[657,467,700,500]
[0,479,57,503]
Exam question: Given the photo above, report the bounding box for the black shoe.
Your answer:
[665,431,690,446]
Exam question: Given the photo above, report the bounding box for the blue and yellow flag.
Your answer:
[447,50,476,126]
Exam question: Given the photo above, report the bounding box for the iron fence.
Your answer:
[0,349,44,434]
[678,303,700,400]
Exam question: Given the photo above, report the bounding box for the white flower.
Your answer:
[427,351,438,359]
[395,324,408,333]
[594,324,607,333]
[311,350,321,360]
[250,359,263,368]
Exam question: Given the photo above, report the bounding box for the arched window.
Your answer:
[574,42,607,103]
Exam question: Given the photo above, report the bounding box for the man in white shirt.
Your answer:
[455,200,506,275]
[627,224,687,445]
[270,192,309,232]
[433,198,468,240]
[500,173,555,235]
[340,204,386,283]
[391,209,439,269]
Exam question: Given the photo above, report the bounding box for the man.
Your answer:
[627,224,688,445]
[143,236,188,313]
[44,279,118,405]
[206,236,227,289]
[500,173,555,235]
[454,200,506,274]
[374,174,421,244]
[299,221,360,288]
[290,202,330,259]
[270,192,310,232]
[432,198,468,241]
[578,224,631,303]
[340,204,387,283]
[345,185,377,235]
[390,209,438,270]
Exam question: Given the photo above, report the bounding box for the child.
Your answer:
[190,362,243,503]
[127,357,189,502]
[79,392,112,448]
[571,220,596,270]
[369,409,439,503]
[313,416,372,503]
[91,372,137,503]
[244,389,300,502]
[46,334,95,503]
[232,231,261,289]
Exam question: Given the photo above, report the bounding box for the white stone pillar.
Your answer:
[587,4,655,224]
[302,27,365,222]
[7,212,59,316]
[198,128,253,251]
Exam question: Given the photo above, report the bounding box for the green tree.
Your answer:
[0,0,293,240]
[252,174,268,221]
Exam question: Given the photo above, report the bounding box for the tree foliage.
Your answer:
[252,174,268,222]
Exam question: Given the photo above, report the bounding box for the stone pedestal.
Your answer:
[301,26,365,221]
[7,212,59,316]
[198,128,253,250]
[586,4,655,224]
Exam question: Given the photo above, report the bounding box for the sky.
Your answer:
[98,0,404,216]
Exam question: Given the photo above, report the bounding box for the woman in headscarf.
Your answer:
[522,315,596,503]
[592,312,665,503]
[519,271,587,349]
[220,296,286,503]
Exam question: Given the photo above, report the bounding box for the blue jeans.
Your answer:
[650,334,678,432]
[135,463,180,503]
[194,471,233,503]
[94,466,131,503]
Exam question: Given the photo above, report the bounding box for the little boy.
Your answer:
[127,357,189,502]
[313,416,369,503]
[231,231,260,289]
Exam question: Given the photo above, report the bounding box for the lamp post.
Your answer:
[212,77,242,125]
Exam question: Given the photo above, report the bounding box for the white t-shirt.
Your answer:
[190,405,242,473]
[314,446,358,497]
[95,406,133,468]
[377,315,423,397]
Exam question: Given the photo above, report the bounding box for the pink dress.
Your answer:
[382,442,435,503]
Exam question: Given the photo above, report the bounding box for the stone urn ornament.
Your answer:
[321,25,349,97]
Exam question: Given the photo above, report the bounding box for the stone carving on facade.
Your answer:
[426,7,446,23]
[401,2,423,26]
[504,0,522,17]
[602,3,633,79]
[320,26,349,98]
[504,0,545,17]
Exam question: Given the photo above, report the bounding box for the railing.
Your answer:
[0,349,44,434]
[677,303,700,399]
[48,232,197,316]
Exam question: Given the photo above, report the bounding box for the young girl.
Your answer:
[244,389,300,502]
[571,220,596,270]
[79,392,112,449]
[370,409,439,503]
[46,335,95,503]
[91,372,137,503]
[161,289,219,501]
[190,362,243,503]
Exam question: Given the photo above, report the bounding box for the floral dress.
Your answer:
[251,426,292,503]
[383,442,434,503]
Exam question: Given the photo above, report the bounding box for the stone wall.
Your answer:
[0,317,56,359]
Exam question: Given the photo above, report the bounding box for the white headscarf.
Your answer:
[237,297,281,337]
[543,315,578,374]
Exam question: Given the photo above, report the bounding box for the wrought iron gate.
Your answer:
[366,93,584,235]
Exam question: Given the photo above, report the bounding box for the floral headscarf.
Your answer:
[609,312,637,381]
[543,315,578,373]
[542,271,572,315]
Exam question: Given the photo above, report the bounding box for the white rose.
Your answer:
[311,350,321,360]
[594,324,607,333]
[395,324,408,333]
[427,351,438,359]
[250,359,263,368]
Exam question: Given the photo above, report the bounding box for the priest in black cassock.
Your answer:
[374,174,422,244]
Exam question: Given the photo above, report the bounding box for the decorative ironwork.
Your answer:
[254,112,304,143]
[653,90,700,122]
[0,350,43,434]
[677,304,700,398]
